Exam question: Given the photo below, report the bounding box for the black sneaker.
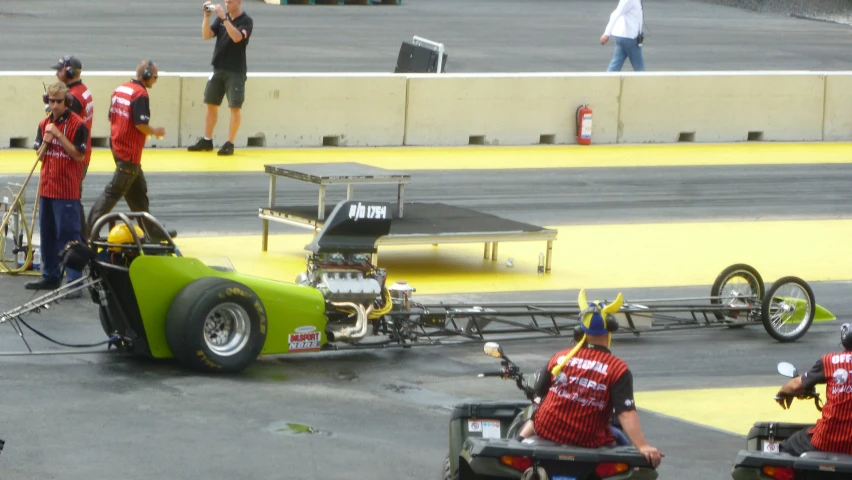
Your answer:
[25,278,61,290]
[217,141,234,156]
[187,138,214,152]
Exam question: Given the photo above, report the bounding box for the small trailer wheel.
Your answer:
[710,263,765,325]
[761,276,815,343]
[165,277,268,373]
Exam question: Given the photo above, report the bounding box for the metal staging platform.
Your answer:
[258,163,557,273]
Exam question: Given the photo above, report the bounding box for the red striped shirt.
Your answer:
[533,346,629,448]
[810,353,852,454]
[109,80,149,165]
[37,111,87,200]
[67,81,94,166]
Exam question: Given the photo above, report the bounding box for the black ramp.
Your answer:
[385,203,549,235]
[268,203,553,236]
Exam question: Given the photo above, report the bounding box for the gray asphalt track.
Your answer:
[4,163,850,236]
[0,278,848,480]
[2,0,852,73]
[3,0,852,478]
[2,162,852,479]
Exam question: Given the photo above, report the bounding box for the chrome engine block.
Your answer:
[296,252,385,304]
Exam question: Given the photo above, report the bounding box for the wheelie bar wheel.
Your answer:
[710,263,765,324]
[761,276,815,342]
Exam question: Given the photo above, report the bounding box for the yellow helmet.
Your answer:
[107,224,144,251]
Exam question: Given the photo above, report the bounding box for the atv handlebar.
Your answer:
[480,360,537,402]
[775,388,823,412]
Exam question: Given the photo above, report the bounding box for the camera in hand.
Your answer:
[204,4,217,12]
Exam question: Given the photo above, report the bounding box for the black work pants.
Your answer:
[780,427,817,457]
[87,152,153,237]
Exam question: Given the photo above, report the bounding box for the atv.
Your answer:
[730,361,852,479]
[444,342,658,480]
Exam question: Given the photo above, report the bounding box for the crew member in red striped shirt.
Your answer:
[777,323,852,456]
[52,55,94,240]
[519,290,663,468]
[88,60,167,237]
[26,82,89,291]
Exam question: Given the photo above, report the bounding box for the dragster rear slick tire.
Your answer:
[165,277,268,373]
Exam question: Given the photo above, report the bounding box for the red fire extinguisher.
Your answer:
[576,104,593,145]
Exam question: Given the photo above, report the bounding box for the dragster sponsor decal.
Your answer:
[348,202,387,221]
[288,331,321,351]
[295,325,317,334]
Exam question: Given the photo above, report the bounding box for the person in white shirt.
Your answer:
[600,0,645,72]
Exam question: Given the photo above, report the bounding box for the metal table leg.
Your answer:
[398,183,405,218]
[545,240,553,273]
[318,184,326,220]
[263,175,277,252]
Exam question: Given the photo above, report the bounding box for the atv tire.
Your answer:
[165,277,268,373]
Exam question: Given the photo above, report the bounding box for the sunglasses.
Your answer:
[47,98,65,104]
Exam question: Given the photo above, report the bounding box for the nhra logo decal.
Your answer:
[348,202,387,221]
[288,332,321,351]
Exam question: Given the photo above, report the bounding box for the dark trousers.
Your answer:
[781,427,816,457]
[39,198,83,283]
[87,152,153,237]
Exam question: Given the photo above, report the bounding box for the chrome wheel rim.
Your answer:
[766,284,813,338]
[203,302,251,356]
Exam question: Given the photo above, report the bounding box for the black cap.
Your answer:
[51,56,83,71]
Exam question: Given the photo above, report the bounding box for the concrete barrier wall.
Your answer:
[0,72,182,149]
[179,73,407,148]
[0,71,849,150]
[618,72,827,143]
[404,73,622,146]
[823,72,852,142]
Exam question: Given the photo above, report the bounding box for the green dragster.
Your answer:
[88,204,394,373]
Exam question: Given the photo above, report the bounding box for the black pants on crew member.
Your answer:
[87,152,156,237]
[780,427,817,457]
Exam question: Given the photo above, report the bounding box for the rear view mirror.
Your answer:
[483,342,503,359]
[777,362,798,378]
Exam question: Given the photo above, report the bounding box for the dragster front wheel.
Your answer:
[165,277,268,373]
[761,276,815,343]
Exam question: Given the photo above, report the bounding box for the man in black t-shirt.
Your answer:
[188,0,253,156]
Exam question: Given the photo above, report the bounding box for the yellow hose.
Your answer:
[368,286,393,320]
[0,176,41,276]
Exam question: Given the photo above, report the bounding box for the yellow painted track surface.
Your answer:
[176,218,852,296]
[636,385,825,435]
[2,142,852,174]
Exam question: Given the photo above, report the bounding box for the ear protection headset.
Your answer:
[141,60,155,81]
[42,89,72,108]
[573,313,619,341]
[59,56,77,80]
[841,323,852,350]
